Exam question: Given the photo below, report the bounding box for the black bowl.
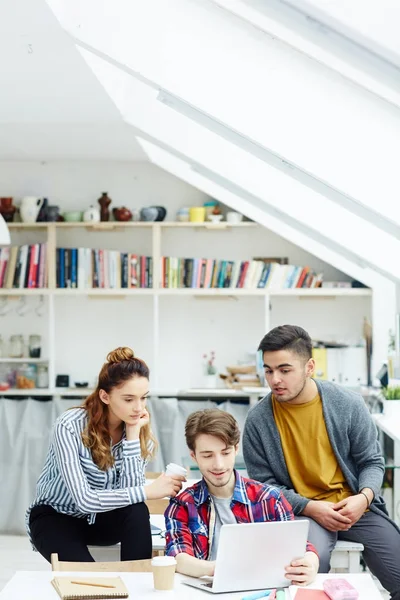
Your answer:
[153,206,167,221]
[74,381,89,388]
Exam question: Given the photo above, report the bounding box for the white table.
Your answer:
[0,571,382,599]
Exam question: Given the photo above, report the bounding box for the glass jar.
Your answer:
[16,363,37,389]
[37,364,49,389]
[9,335,24,358]
[29,334,41,358]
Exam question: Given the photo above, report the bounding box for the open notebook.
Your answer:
[51,576,129,599]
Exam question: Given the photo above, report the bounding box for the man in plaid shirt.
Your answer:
[164,409,318,582]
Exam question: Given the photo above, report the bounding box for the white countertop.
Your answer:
[0,571,382,600]
[372,413,400,442]
[0,387,269,398]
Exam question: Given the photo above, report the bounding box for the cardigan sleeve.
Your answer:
[348,396,384,498]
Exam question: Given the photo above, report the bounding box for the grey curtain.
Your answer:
[0,396,249,534]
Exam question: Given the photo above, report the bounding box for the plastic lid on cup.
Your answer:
[151,556,177,567]
[165,463,187,477]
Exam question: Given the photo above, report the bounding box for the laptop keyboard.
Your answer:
[201,582,213,588]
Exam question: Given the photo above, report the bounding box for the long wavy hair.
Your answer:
[81,347,157,471]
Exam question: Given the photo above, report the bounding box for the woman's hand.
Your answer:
[146,473,186,500]
[285,551,319,586]
[126,409,150,440]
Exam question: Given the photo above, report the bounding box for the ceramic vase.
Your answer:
[0,197,16,223]
[98,192,112,222]
[20,197,43,223]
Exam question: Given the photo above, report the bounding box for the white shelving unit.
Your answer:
[0,358,48,363]
[1,222,372,391]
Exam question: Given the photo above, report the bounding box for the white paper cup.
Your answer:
[165,463,187,477]
[151,556,177,591]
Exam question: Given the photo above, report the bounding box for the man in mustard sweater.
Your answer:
[243,324,400,600]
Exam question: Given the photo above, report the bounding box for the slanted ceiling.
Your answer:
[0,0,146,160]
[43,0,400,282]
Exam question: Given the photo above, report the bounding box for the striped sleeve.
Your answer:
[52,422,146,513]
[164,497,196,557]
[119,439,146,489]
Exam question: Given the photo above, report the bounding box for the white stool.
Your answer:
[330,540,364,573]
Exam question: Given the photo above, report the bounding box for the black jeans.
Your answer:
[29,503,152,563]
[302,511,400,600]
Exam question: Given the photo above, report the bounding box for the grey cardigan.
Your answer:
[243,380,391,523]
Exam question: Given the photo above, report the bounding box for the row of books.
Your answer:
[0,245,47,289]
[56,248,153,289]
[0,246,323,291]
[160,258,323,289]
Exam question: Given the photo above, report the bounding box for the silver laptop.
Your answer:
[183,519,309,594]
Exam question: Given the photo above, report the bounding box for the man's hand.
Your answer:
[285,551,319,586]
[175,553,216,578]
[332,494,368,526]
[206,561,216,577]
[302,500,352,532]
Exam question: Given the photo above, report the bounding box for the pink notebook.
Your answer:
[293,590,329,599]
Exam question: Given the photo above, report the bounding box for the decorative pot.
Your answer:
[0,197,16,223]
[63,211,82,222]
[20,196,43,223]
[153,206,167,222]
[36,197,48,222]
[83,205,100,223]
[46,205,60,222]
[113,206,132,222]
[98,192,112,222]
[140,207,158,222]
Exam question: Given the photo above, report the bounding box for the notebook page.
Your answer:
[51,576,128,599]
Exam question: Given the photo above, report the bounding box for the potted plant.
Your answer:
[381,386,400,418]
[203,351,217,388]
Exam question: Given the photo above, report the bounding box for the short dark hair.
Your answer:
[185,409,240,452]
[258,325,312,361]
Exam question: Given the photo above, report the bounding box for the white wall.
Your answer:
[1,160,371,389]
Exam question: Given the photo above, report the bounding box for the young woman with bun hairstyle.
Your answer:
[26,347,185,563]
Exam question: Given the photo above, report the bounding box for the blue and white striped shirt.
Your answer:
[26,407,149,546]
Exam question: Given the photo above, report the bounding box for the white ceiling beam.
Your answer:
[282,0,400,68]
[211,0,400,108]
[45,0,400,228]
[137,138,398,375]
[77,46,400,283]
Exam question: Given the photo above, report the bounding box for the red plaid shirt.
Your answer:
[164,470,316,559]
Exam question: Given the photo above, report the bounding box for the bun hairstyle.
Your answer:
[107,347,135,363]
[82,347,156,470]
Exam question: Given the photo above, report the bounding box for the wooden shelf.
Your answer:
[4,216,372,390]
[0,358,48,363]
[158,287,371,297]
[0,288,49,295]
[0,388,53,396]
[0,287,372,297]
[8,221,257,230]
[52,288,155,296]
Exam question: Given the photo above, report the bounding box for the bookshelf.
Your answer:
[0,222,372,391]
